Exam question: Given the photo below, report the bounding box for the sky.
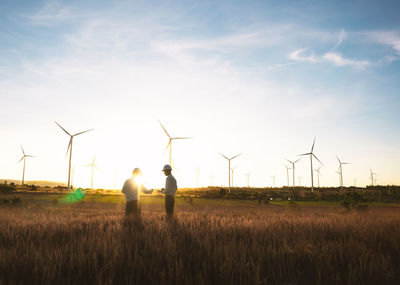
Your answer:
[1,0,400,189]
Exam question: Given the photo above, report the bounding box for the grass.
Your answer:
[1,195,400,284]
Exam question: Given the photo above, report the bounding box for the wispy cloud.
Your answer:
[288,47,319,62]
[288,47,370,69]
[323,52,370,69]
[26,1,80,25]
[366,31,400,54]
[333,29,346,49]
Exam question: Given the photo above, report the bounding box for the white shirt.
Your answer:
[122,176,153,201]
[161,174,177,196]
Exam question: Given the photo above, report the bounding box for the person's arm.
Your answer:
[122,181,127,194]
[141,185,153,194]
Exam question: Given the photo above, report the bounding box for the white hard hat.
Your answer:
[162,164,172,171]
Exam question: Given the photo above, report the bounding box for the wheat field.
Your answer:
[1,202,400,284]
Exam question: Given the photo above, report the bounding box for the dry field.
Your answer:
[0,196,400,284]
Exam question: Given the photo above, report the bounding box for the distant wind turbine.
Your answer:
[245,172,251,187]
[159,121,192,168]
[270,175,276,188]
[370,169,377,186]
[336,155,350,189]
[219,153,241,192]
[231,166,238,187]
[286,158,301,187]
[18,145,34,185]
[284,164,291,187]
[298,137,322,192]
[194,167,200,188]
[55,121,94,189]
[314,166,321,188]
[297,176,303,186]
[85,156,98,189]
[209,172,215,186]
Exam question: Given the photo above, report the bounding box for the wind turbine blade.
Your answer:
[158,121,171,138]
[286,159,293,164]
[74,129,94,136]
[342,162,350,165]
[164,141,171,153]
[311,137,316,152]
[172,137,193,140]
[219,153,229,160]
[55,121,71,136]
[66,138,72,156]
[18,156,24,163]
[294,158,302,164]
[26,155,34,158]
[312,153,323,165]
[230,153,242,160]
[336,155,341,164]
[21,145,25,155]
[298,153,311,156]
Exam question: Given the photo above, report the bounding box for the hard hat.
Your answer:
[162,164,172,171]
[132,168,142,175]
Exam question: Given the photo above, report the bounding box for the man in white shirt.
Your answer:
[160,164,177,218]
[122,168,153,216]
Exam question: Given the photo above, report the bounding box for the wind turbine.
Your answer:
[159,121,192,168]
[336,156,350,189]
[209,172,215,186]
[245,172,251,187]
[270,175,276,188]
[314,166,321,188]
[286,158,301,187]
[18,145,34,185]
[194,167,200,188]
[55,121,94,189]
[370,169,377,186]
[85,156,98,189]
[284,164,291,187]
[297,176,303,186]
[219,153,241,192]
[231,166,238,187]
[298,137,322,192]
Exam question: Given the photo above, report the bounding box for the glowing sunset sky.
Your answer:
[1,0,399,188]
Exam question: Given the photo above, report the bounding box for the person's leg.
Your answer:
[125,200,133,215]
[165,195,174,217]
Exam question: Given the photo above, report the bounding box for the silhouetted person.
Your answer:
[122,168,153,216]
[160,164,177,218]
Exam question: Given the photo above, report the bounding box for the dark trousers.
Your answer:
[165,195,175,217]
[125,200,140,216]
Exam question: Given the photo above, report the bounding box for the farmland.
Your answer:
[1,191,400,284]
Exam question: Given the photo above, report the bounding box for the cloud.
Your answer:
[366,31,400,54]
[288,48,370,69]
[288,48,318,62]
[333,29,346,49]
[322,52,370,69]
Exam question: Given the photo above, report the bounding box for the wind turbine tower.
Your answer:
[231,166,238,187]
[194,167,200,188]
[219,153,241,192]
[209,172,215,186]
[284,165,291,187]
[314,166,321,188]
[159,121,192,168]
[286,158,301,187]
[245,172,251,187]
[270,175,276,188]
[18,145,34,185]
[85,156,98,189]
[336,156,350,189]
[370,169,377,186]
[55,121,94,189]
[298,137,322,192]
